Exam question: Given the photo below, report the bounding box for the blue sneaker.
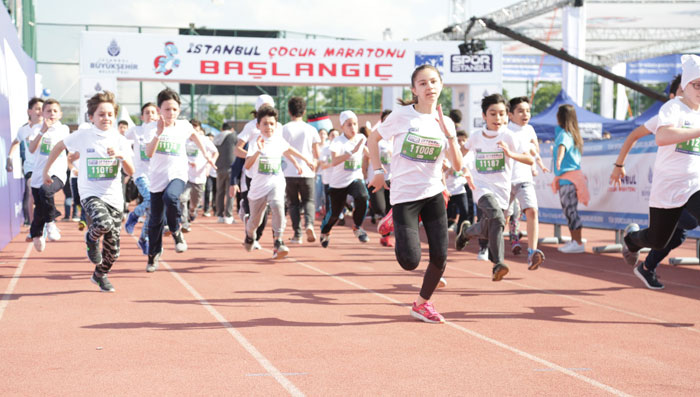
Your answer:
[137,237,149,256]
[124,212,139,235]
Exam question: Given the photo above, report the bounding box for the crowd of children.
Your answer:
[10,57,700,323]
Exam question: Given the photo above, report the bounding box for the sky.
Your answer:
[35,0,521,41]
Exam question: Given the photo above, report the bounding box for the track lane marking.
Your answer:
[0,244,33,322]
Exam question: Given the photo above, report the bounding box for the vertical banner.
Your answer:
[79,76,117,124]
[465,84,501,131]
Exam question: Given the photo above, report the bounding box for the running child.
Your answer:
[180,119,219,232]
[455,94,534,281]
[27,99,69,251]
[369,64,465,324]
[42,91,134,292]
[243,105,312,259]
[144,88,216,273]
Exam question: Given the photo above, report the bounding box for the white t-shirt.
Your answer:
[148,120,195,193]
[445,159,467,196]
[464,127,517,210]
[644,115,659,134]
[16,123,41,175]
[125,122,156,180]
[507,121,538,184]
[186,136,218,184]
[377,104,453,205]
[649,98,700,208]
[327,133,366,189]
[246,134,290,201]
[281,120,319,178]
[367,138,393,182]
[62,126,133,210]
[238,119,283,179]
[31,122,70,188]
[319,143,333,185]
[69,158,79,179]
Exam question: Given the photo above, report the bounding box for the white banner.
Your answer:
[79,32,502,87]
[79,76,117,124]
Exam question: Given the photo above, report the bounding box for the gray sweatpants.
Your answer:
[463,193,506,266]
[246,184,286,241]
[179,181,204,228]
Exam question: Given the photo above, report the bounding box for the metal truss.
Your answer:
[598,38,700,65]
[476,27,700,42]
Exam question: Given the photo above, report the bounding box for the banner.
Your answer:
[534,134,700,238]
[79,32,503,87]
[79,76,117,124]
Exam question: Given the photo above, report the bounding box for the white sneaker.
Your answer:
[437,277,447,289]
[33,236,46,252]
[224,216,235,224]
[45,222,61,241]
[558,240,585,253]
[252,240,262,250]
[217,216,226,223]
[476,247,489,261]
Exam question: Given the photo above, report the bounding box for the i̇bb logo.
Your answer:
[154,42,181,76]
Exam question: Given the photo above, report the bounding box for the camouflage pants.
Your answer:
[82,196,122,275]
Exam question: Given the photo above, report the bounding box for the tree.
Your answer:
[531,82,561,115]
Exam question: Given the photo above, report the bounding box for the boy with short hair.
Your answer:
[180,119,219,232]
[117,120,129,135]
[243,105,312,259]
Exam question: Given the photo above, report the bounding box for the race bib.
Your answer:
[186,147,199,158]
[87,158,119,180]
[453,170,463,177]
[40,137,52,155]
[380,153,391,165]
[156,138,182,156]
[139,144,150,162]
[344,158,361,171]
[475,151,506,173]
[675,138,700,155]
[258,156,281,175]
[400,132,442,163]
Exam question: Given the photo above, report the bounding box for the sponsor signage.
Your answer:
[80,31,502,86]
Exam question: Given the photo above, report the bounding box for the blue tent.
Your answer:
[529,90,637,140]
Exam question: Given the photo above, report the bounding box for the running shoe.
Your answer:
[558,240,585,253]
[511,241,522,256]
[320,233,330,248]
[33,236,46,252]
[273,239,289,260]
[45,222,61,241]
[252,240,262,250]
[377,208,394,236]
[353,227,369,243]
[124,212,139,235]
[410,301,445,324]
[476,247,489,261]
[306,226,317,243]
[85,233,102,265]
[633,263,664,290]
[203,211,211,217]
[78,220,87,231]
[437,277,447,289]
[146,252,161,273]
[244,235,255,252]
[622,223,640,265]
[25,233,32,242]
[91,272,115,292]
[217,216,226,224]
[181,224,191,233]
[173,230,188,253]
[289,234,303,244]
[380,235,394,247]
[137,237,149,256]
[455,220,471,251]
[527,249,545,270]
[71,216,80,222]
[447,223,457,233]
[492,263,509,282]
[224,216,234,224]
[164,225,171,237]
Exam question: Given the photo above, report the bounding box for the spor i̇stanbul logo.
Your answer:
[154,42,181,76]
[107,39,120,57]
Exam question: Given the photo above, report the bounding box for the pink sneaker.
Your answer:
[377,208,394,236]
[410,301,445,324]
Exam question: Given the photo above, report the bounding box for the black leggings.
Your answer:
[321,179,369,234]
[368,182,392,217]
[393,192,448,300]
[626,190,700,252]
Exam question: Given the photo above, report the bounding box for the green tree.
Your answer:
[205,104,234,128]
[531,82,561,115]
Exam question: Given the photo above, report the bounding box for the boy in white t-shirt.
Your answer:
[42,91,134,292]
[27,99,70,252]
[180,119,218,232]
[123,102,159,255]
[456,94,534,281]
[505,96,547,270]
[243,105,312,259]
[6,97,43,227]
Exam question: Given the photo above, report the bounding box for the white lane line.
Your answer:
[131,236,304,397]
[0,244,33,322]
[446,264,700,335]
[204,226,630,396]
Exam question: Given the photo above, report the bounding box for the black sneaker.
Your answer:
[85,233,102,265]
[634,263,664,290]
[91,272,115,292]
[492,263,509,282]
[273,239,289,259]
[320,233,330,248]
[455,221,471,251]
[173,230,188,253]
[243,235,255,252]
[146,252,161,273]
[353,227,369,243]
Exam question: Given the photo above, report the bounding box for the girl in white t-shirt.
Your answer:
[623,55,700,269]
[369,65,466,324]
[43,91,134,292]
[243,105,311,259]
[144,88,216,273]
[27,99,69,252]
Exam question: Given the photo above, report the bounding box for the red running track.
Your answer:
[1,216,700,395]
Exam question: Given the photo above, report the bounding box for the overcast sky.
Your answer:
[35,0,521,41]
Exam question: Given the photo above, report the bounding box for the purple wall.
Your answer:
[0,5,36,250]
